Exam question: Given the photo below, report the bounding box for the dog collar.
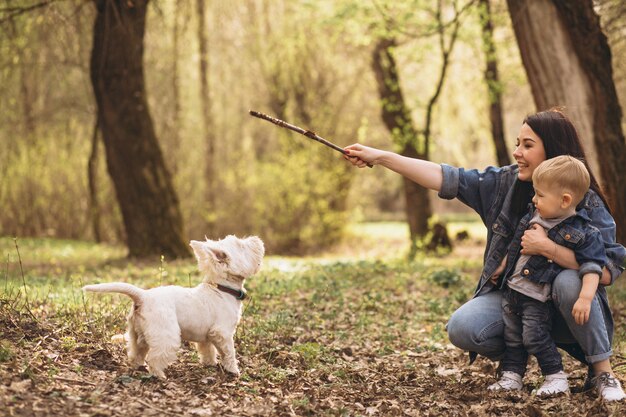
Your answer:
[216,284,247,300]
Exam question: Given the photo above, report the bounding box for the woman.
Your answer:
[344,109,625,400]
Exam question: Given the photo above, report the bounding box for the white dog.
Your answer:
[83,235,264,379]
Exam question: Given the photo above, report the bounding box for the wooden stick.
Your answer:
[249,110,372,167]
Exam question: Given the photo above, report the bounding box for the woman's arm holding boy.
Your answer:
[520,222,620,285]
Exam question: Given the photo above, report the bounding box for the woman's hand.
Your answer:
[490,256,507,285]
[520,224,551,256]
[343,143,386,168]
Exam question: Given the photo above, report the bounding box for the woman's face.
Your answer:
[513,123,547,182]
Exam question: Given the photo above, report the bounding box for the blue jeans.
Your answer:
[447,269,613,364]
[501,287,562,376]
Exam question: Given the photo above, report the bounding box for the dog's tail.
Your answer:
[82,282,145,304]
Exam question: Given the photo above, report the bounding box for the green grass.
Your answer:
[349,214,486,241]
[0,237,126,266]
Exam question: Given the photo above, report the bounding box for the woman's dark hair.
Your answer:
[510,179,535,220]
[523,108,609,210]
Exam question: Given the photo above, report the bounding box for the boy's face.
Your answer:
[532,183,574,219]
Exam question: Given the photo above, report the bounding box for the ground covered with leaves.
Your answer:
[1,235,625,416]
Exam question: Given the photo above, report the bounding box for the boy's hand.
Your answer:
[572,297,592,325]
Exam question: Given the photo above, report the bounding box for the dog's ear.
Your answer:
[191,240,229,263]
[209,248,228,262]
[244,236,265,274]
[190,240,209,261]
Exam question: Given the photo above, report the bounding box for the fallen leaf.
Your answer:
[9,379,32,393]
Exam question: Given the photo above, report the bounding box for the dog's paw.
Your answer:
[222,364,240,376]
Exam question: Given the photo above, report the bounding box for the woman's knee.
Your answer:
[446,294,504,353]
[447,308,474,348]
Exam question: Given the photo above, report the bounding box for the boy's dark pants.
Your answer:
[501,286,564,376]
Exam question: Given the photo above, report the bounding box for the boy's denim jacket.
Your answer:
[502,206,607,287]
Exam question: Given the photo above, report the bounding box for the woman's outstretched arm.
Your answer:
[344,144,443,192]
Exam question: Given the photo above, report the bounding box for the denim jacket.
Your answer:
[502,206,607,286]
[439,164,625,296]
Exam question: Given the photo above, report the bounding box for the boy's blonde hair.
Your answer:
[532,155,590,205]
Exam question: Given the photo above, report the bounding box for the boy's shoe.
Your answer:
[593,372,626,402]
[488,371,523,391]
[535,371,569,397]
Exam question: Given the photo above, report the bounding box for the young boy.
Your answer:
[488,155,625,400]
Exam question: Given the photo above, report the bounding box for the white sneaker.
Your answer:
[535,371,569,397]
[593,372,626,402]
[488,371,523,391]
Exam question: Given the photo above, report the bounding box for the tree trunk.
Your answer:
[87,115,102,243]
[371,37,431,243]
[507,0,626,242]
[196,0,217,235]
[170,1,181,175]
[90,0,190,258]
[479,0,509,167]
[401,145,432,242]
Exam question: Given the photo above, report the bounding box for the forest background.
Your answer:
[2,0,625,258]
[2,1,626,415]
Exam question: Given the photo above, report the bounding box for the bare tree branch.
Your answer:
[423,0,462,157]
[0,0,65,24]
[372,0,476,41]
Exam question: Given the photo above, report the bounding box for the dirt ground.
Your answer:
[2,299,625,416]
